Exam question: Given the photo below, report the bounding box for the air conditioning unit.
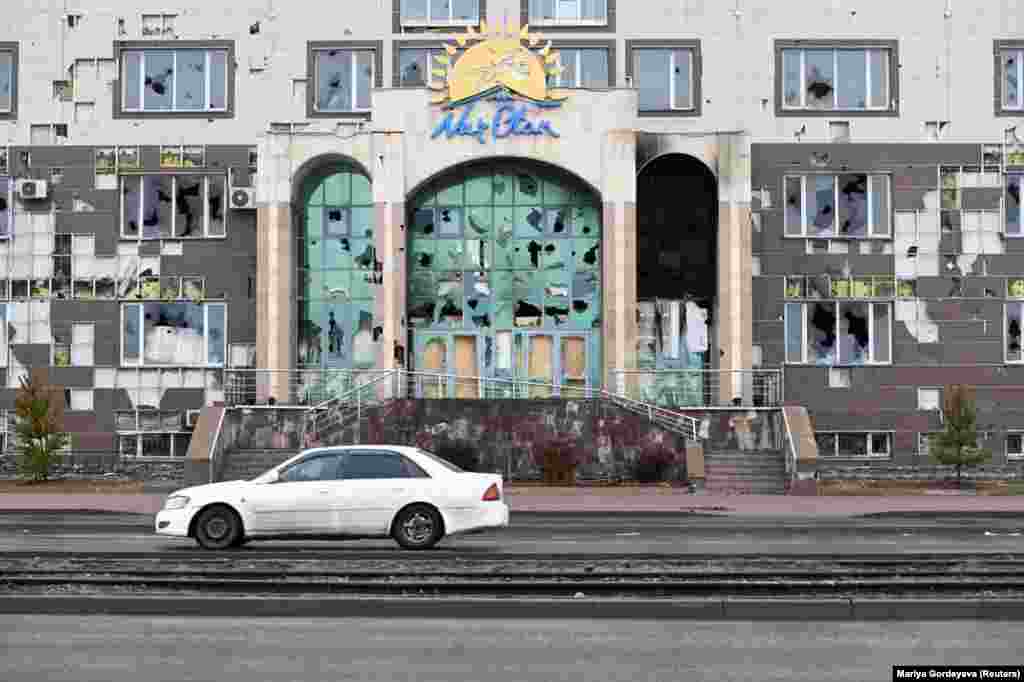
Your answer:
[17,179,48,200]
[230,187,256,210]
[185,409,201,429]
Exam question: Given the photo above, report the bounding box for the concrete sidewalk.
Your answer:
[2,487,1024,516]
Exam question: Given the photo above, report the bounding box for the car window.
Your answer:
[414,448,465,473]
[343,452,416,479]
[280,453,342,482]
[401,456,431,478]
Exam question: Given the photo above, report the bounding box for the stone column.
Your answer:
[256,202,294,403]
[373,132,407,396]
[601,130,638,393]
[715,132,753,405]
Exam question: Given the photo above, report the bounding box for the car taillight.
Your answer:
[482,483,501,501]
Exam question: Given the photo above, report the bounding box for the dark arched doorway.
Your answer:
[635,153,718,404]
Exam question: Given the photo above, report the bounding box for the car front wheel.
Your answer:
[194,505,242,550]
[392,504,443,550]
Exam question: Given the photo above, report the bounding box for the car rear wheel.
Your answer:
[194,505,242,550]
[392,504,443,550]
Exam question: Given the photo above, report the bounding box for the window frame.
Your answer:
[307,41,383,118]
[917,386,942,411]
[996,40,1024,115]
[120,301,227,368]
[0,42,18,120]
[342,449,429,480]
[119,174,228,240]
[625,39,702,117]
[393,41,452,89]
[546,40,615,89]
[1006,172,1022,237]
[395,0,484,31]
[783,173,892,239]
[1006,432,1024,460]
[1006,301,1024,363]
[774,39,899,117]
[520,0,614,32]
[280,451,344,482]
[784,300,893,366]
[815,431,893,459]
[113,41,234,119]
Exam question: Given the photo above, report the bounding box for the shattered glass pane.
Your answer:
[836,50,867,108]
[785,177,803,235]
[838,301,869,365]
[579,48,610,88]
[122,52,141,111]
[815,432,837,456]
[838,174,868,236]
[438,207,462,237]
[452,0,479,21]
[175,50,206,110]
[805,49,834,109]
[941,167,959,210]
[142,175,173,239]
[122,176,141,236]
[806,175,834,235]
[317,50,353,111]
[808,302,836,365]
[1008,303,1022,362]
[207,303,226,365]
[399,48,429,87]
[324,207,351,237]
[143,51,174,111]
[465,206,492,237]
[1004,50,1020,110]
[175,175,204,237]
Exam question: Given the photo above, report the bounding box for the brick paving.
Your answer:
[1,487,1024,517]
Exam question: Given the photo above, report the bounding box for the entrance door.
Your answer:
[453,335,479,398]
[561,336,587,397]
[421,335,448,399]
[527,334,554,398]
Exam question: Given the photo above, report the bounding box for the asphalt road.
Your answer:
[2,615,1022,682]
[0,511,1022,555]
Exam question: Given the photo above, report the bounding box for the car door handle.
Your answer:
[391,488,407,494]
[319,489,330,495]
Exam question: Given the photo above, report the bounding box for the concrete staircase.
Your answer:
[216,449,298,482]
[703,450,788,495]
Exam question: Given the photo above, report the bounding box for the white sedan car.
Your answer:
[155,445,509,550]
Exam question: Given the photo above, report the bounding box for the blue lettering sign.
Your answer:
[432,101,560,144]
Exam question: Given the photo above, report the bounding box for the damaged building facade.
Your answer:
[0,0,1023,470]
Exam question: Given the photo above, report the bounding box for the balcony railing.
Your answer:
[609,369,783,408]
[223,369,392,406]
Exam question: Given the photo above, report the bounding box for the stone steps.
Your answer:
[703,450,787,496]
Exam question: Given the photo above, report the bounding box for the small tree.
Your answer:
[14,374,69,482]
[928,384,991,483]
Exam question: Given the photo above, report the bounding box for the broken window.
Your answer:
[785,174,890,238]
[781,46,891,111]
[121,48,228,114]
[941,167,960,210]
[547,48,610,89]
[632,47,694,112]
[0,47,14,113]
[816,432,891,457]
[398,47,448,87]
[787,301,891,365]
[1002,48,1023,112]
[121,302,225,367]
[1007,174,1022,236]
[121,175,225,239]
[1007,303,1023,363]
[314,48,374,113]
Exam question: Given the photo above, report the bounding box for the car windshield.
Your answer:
[414,448,465,473]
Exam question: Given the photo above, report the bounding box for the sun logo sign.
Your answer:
[429,21,569,145]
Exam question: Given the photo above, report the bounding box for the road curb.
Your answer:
[1,595,1023,620]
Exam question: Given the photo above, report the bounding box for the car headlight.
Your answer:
[162,495,190,510]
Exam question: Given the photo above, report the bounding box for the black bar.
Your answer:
[894,666,1024,681]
